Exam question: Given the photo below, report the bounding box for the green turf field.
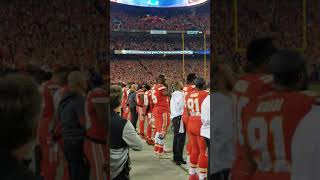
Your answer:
[309,83,320,92]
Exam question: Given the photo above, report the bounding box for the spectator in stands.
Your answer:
[0,75,42,180]
[110,85,142,180]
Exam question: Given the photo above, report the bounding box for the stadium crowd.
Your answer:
[110,35,210,51]
[0,1,109,180]
[111,59,210,85]
[111,12,209,31]
[110,1,209,31]
[0,0,106,72]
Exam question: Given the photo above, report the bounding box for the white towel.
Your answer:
[179,118,184,133]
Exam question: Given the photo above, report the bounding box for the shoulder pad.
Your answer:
[233,80,249,93]
[300,90,320,97]
[259,75,274,84]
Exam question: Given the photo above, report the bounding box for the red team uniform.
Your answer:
[231,74,273,179]
[38,80,61,180]
[121,87,129,119]
[182,85,196,163]
[84,87,109,180]
[152,84,170,155]
[232,74,274,152]
[136,88,146,137]
[144,89,155,143]
[232,91,318,180]
[185,89,209,177]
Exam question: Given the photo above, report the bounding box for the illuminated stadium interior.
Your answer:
[110,0,208,7]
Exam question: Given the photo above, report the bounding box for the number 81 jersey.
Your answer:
[232,91,317,180]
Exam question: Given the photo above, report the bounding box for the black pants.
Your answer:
[205,138,210,178]
[130,107,138,130]
[63,139,89,180]
[172,116,186,162]
[210,169,230,180]
[113,168,130,180]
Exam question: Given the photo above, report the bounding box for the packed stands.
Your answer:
[111,58,210,84]
[0,0,106,76]
[110,35,210,51]
[110,2,210,31]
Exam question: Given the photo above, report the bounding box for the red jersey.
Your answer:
[151,84,170,112]
[85,87,108,140]
[182,85,196,122]
[38,80,61,139]
[232,91,318,180]
[136,89,145,107]
[233,74,274,146]
[184,89,209,121]
[121,87,128,108]
[144,90,153,114]
[183,84,196,98]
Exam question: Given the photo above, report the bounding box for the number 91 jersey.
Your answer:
[185,89,209,120]
[232,91,317,180]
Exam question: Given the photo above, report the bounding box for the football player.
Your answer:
[232,38,278,179]
[232,50,320,180]
[37,67,66,180]
[182,73,197,167]
[144,84,155,145]
[185,77,209,180]
[136,84,147,139]
[84,78,108,180]
[152,74,171,158]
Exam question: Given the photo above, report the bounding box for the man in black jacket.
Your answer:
[127,83,138,130]
[0,75,42,180]
[58,71,89,180]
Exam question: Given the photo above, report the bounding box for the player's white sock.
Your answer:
[189,167,196,175]
[198,173,207,180]
[186,155,190,169]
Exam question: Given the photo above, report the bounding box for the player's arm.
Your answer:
[182,95,190,125]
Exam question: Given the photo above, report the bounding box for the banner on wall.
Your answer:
[114,49,210,55]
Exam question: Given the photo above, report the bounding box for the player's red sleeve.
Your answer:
[182,102,189,127]
[231,143,255,180]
